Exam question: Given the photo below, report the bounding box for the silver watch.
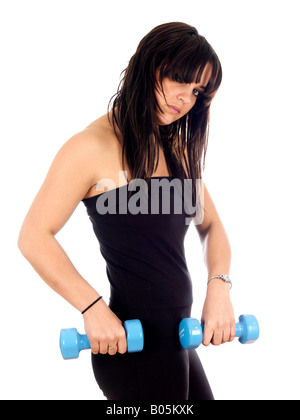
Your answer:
[207,274,232,289]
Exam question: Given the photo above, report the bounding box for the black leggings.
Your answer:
[91,302,214,400]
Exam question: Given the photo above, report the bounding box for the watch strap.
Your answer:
[207,274,232,289]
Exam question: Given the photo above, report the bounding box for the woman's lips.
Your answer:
[167,105,181,115]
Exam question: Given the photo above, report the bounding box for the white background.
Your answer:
[1,0,299,400]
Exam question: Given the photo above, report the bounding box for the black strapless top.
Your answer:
[81,177,193,311]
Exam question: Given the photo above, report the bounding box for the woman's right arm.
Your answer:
[17,130,127,355]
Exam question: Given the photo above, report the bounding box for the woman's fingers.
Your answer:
[99,339,109,354]
[108,344,118,356]
[202,319,235,346]
[90,339,100,355]
[221,323,231,344]
[91,326,127,356]
[202,324,214,347]
[203,324,223,346]
[229,322,236,342]
[83,298,129,356]
[117,328,127,354]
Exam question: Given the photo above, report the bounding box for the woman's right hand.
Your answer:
[83,298,127,356]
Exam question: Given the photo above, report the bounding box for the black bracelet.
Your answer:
[81,296,103,315]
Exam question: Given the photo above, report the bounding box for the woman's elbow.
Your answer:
[17,229,32,258]
[17,224,41,258]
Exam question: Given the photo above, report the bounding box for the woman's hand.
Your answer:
[201,279,236,346]
[83,298,127,356]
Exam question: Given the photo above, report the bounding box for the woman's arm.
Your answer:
[18,130,127,355]
[195,184,236,346]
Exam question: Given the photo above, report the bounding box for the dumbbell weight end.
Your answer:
[60,328,91,360]
[124,319,144,353]
[179,318,204,350]
[235,315,260,344]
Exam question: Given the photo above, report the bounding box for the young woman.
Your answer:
[18,22,235,400]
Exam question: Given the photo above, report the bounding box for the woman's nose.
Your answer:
[178,90,192,104]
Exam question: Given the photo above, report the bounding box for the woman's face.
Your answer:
[155,62,212,126]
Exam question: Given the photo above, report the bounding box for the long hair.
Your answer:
[108,22,222,208]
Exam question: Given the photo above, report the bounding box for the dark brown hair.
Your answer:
[108,22,222,207]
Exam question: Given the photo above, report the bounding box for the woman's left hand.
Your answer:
[201,279,236,346]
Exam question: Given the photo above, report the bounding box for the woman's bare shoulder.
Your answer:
[71,113,116,151]
[62,113,123,200]
[18,114,119,240]
[60,113,119,176]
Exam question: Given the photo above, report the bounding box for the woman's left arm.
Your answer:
[195,183,236,346]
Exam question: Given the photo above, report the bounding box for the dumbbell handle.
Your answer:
[201,315,257,343]
[193,322,253,337]
[195,322,246,338]
[75,332,92,352]
[235,322,245,339]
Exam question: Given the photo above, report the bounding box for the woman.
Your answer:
[18,22,235,400]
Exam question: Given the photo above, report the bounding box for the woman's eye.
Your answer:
[193,89,200,97]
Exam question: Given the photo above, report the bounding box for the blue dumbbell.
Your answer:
[60,319,144,360]
[179,314,259,349]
